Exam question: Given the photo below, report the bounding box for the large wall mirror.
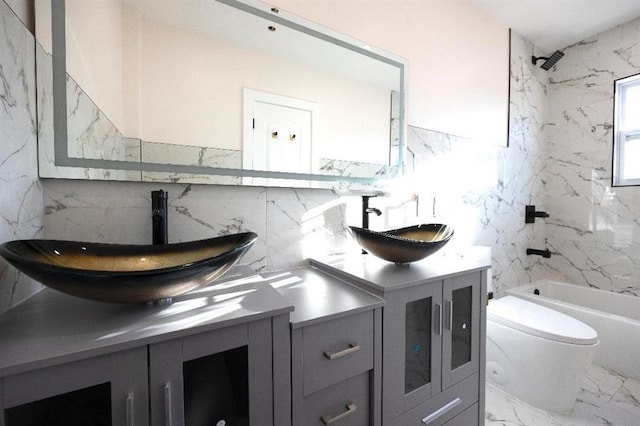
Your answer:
[35,0,406,188]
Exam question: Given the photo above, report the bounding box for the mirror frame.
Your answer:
[45,0,407,187]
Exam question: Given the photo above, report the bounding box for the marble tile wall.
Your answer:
[7,0,639,311]
[397,31,550,295]
[4,0,554,304]
[545,17,640,296]
[0,0,43,314]
[42,180,351,273]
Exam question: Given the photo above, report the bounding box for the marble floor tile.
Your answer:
[486,364,640,425]
[610,377,640,417]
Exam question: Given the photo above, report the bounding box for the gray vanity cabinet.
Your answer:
[148,318,278,426]
[386,273,482,425]
[311,248,490,425]
[0,347,149,426]
[264,266,385,426]
[0,271,293,426]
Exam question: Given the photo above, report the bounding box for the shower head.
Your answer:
[532,50,565,70]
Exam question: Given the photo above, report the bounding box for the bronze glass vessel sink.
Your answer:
[348,224,454,263]
[0,233,257,303]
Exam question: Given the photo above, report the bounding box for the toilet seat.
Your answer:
[487,296,598,345]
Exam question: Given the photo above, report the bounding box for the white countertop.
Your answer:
[310,246,492,293]
[263,265,384,329]
[0,269,293,377]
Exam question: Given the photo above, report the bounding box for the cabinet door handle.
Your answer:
[435,303,443,335]
[126,392,134,426]
[164,382,172,426]
[324,342,360,360]
[321,403,357,425]
[421,398,462,424]
[446,300,453,331]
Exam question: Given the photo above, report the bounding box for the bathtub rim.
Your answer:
[507,279,640,326]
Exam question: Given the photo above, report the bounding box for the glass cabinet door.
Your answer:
[149,319,274,426]
[383,282,442,420]
[1,348,149,426]
[183,346,249,425]
[442,274,480,389]
[5,383,112,426]
[404,297,432,394]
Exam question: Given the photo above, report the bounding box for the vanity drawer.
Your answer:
[299,372,370,426]
[394,373,479,425]
[302,310,374,396]
[444,402,479,425]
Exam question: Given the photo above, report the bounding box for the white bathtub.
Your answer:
[507,279,640,381]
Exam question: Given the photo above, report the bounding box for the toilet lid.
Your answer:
[487,296,598,345]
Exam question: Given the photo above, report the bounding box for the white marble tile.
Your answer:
[486,384,564,425]
[610,377,640,417]
[43,180,269,270]
[265,187,348,271]
[486,365,640,426]
[42,179,350,273]
[579,364,626,406]
[545,16,640,297]
[0,0,44,313]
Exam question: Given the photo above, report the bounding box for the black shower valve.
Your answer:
[525,205,549,224]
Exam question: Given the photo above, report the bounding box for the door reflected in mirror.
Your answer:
[35,0,406,188]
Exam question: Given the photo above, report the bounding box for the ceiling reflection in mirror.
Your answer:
[35,0,407,188]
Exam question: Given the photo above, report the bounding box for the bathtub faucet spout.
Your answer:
[526,248,551,258]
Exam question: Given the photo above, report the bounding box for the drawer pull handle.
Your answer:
[324,342,360,360]
[321,403,357,425]
[421,397,462,424]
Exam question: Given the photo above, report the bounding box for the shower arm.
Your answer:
[532,50,564,70]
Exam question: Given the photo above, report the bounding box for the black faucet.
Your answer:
[362,195,382,230]
[151,190,168,244]
[525,205,549,223]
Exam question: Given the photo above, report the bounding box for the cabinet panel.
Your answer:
[302,310,373,396]
[1,347,148,426]
[442,274,480,389]
[149,319,274,426]
[384,282,442,420]
[5,383,112,426]
[183,346,249,425]
[393,373,478,426]
[405,297,433,394]
[299,372,370,426]
[149,338,185,426]
[444,402,478,425]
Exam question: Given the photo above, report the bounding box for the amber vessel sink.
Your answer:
[0,233,257,303]
[348,224,454,263]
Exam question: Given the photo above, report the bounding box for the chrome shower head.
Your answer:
[532,50,565,70]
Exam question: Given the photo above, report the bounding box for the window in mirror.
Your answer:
[613,73,640,186]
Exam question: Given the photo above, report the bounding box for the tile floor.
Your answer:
[485,365,640,425]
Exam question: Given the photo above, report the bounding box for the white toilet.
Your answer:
[486,296,598,414]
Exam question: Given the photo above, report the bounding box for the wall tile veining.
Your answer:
[0,0,554,307]
[42,179,348,273]
[0,0,43,314]
[545,16,640,296]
